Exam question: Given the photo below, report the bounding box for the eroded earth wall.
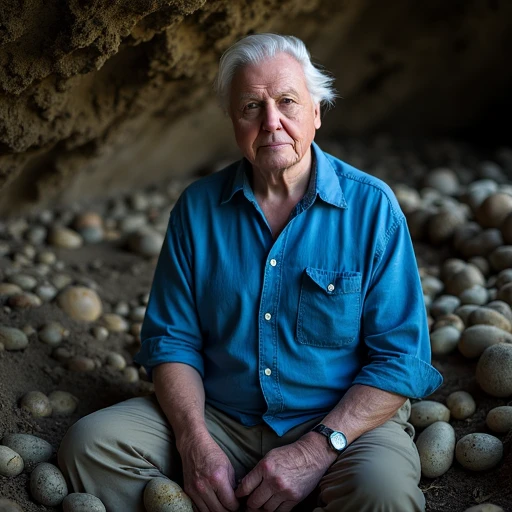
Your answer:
[1,0,511,214]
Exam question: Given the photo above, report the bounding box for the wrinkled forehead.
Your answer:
[230,53,309,101]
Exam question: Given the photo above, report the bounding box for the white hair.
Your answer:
[214,33,337,112]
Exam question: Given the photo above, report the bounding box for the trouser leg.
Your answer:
[313,406,424,512]
[58,395,180,512]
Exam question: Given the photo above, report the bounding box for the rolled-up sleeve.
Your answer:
[352,213,443,398]
[134,200,204,380]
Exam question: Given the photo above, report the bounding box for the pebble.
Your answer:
[100,313,129,332]
[114,301,130,316]
[127,229,164,258]
[91,325,109,341]
[8,292,42,308]
[144,477,194,512]
[48,390,79,416]
[67,356,96,372]
[410,401,450,428]
[486,406,512,433]
[0,283,23,296]
[123,366,140,383]
[445,391,476,420]
[48,226,83,249]
[430,295,461,318]
[476,343,512,397]
[7,273,37,290]
[131,306,146,322]
[0,326,29,350]
[36,250,57,265]
[1,433,53,468]
[430,325,460,355]
[36,283,58,301]
[51,273,73,290]
[30,462,68,506]
[57,286,103,322]
[26,226,48,245]
[0,445,24,477]
[20,391,52,417]
[39,322,68,346]
[0,498,23,511]
[455,433,503,471]
[62,493,106,512]
[415,421,455,478]
[106,352,126,370]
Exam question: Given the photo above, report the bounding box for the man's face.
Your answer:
[228,52,321,175]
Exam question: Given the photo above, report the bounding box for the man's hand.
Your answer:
[179,434,239,512]
[235,435,335,512]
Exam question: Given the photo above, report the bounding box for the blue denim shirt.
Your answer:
[135,141,442,436]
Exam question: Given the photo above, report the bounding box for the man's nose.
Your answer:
[262,103,281,132]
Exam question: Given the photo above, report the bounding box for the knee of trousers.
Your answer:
[58,410,121,474]
[322,461,424,512]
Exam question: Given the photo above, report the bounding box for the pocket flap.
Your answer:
[305,267,361,295]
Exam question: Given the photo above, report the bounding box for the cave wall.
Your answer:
[0,0,511,214]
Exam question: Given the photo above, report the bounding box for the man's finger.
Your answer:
[215,481,239,512]
[235,468,263,497]
[245,482,273,510]
[275,500,296,512]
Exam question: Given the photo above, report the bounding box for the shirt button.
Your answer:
[264,368,272,376]
[264,313,272,321]
[270,259,277,267]
[327,283,335,292]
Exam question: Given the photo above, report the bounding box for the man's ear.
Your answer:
[314,103,322,129]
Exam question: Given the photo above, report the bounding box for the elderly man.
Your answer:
[59,34,442,512]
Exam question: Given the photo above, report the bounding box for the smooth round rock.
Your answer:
[430,295,461,319]
[424,168,460,195]
[455,433,503,471]
[123,366,140,383]
[428,210,465,245]
[0,283,23,296]
[460,229,503,258]
[410,401,450,428]
[487,300,512,322]
[476,344,512,397]
[100,313,129,332]
[128,230,164,258]
[467,307,512,332]
[464,505,504,512]
[7,274,37,290]
[445,391,476,420]
[0,445,24,477]
[30,462,68,506]
[20,391,52,417]
[0,326,28,350]
[430,326,460,355]
[106,352,126,370]
[8,292,42,308]
[458,325,512,358]
[67,356,95,372]
[489,245,512,271]
[62,492,106,512]
[432,314,465,332]
[39,322,68,346]
[0,498,23,511]
[48,227,83,249]
[36,283,58,301]
[459,285,488,306]
[1,434,53,468]
[91,325,109,341]
[48,390,79,416]
[475,192,512,228]
[130,305,146,322]
[415,421,455,478]
[486,406,512,433]
[57,286,102,322]
[454,304,479,324]
[143,477,193,512]
[445,265,485,296]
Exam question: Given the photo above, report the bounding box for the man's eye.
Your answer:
[281,98,294,104]
[245,103,259,110]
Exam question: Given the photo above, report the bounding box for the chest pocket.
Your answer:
[297,267,362,347]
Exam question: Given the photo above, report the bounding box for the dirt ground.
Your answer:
[1,140,511,511]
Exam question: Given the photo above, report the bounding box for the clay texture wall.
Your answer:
[0,0,511,214]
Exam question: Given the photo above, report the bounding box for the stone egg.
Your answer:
[454,304,479,325]
[468,256,490,277]
[489,245,512,272]
[476,343,512,397]
[91,325,109,341]
[7,273,37,290]
[100,313,129,332]
[427,210,465,245]
[487,300,512,322]
[48,390,79,416]
[445,264,485,296]
[475,192,512,228]
[441,258,468,282]
[455,433,503,471]
[460,229,503,259]
[123,366,140,383]
[0,326,28,351]
[57,286,102,322]
[415,421,455,478]
[30,462,68,506]
[423,168,460,196]
[432,314,465,332]
[464,505,504,512]
[0,445,24,477]
[497,282,512,306]
[106,352,126,370]
[467,307,511,332]
[486,406,512,433]
[430,295,461,319]
[430,326,460,355]
[0,498,23,511]
[453,223,481,253]
[1,433,53,468]
[459,285,488,306]
[445,391,476,420]
[143,477,193,512]
[20,391,52,417]
[8,292,42,308]
[67,356,96,372]
[48,226,83,249]
[39,322,68,346]
[458,325,512,359]
[62,492,106,512]
[0,283,23,296]
[410,401,450,429]
[128,229,164,258]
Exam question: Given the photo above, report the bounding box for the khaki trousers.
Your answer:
[58,395,424,512]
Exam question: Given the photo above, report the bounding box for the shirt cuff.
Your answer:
[133,337,205,381]
[352,354,443,399]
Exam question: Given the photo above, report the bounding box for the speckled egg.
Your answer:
[0,446,24,477]
[455,433,503,471]
[30,462,68,506]
[62,492,106,512]
[143,477,194,512]
[1,433,53,468]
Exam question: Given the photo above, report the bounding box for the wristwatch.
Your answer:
[311,424,348,453]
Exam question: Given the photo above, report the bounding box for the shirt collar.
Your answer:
[220,141,347,209]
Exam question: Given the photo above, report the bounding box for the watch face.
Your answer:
[330,432,347,451]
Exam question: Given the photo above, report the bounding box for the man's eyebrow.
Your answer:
[237,88,301,101]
